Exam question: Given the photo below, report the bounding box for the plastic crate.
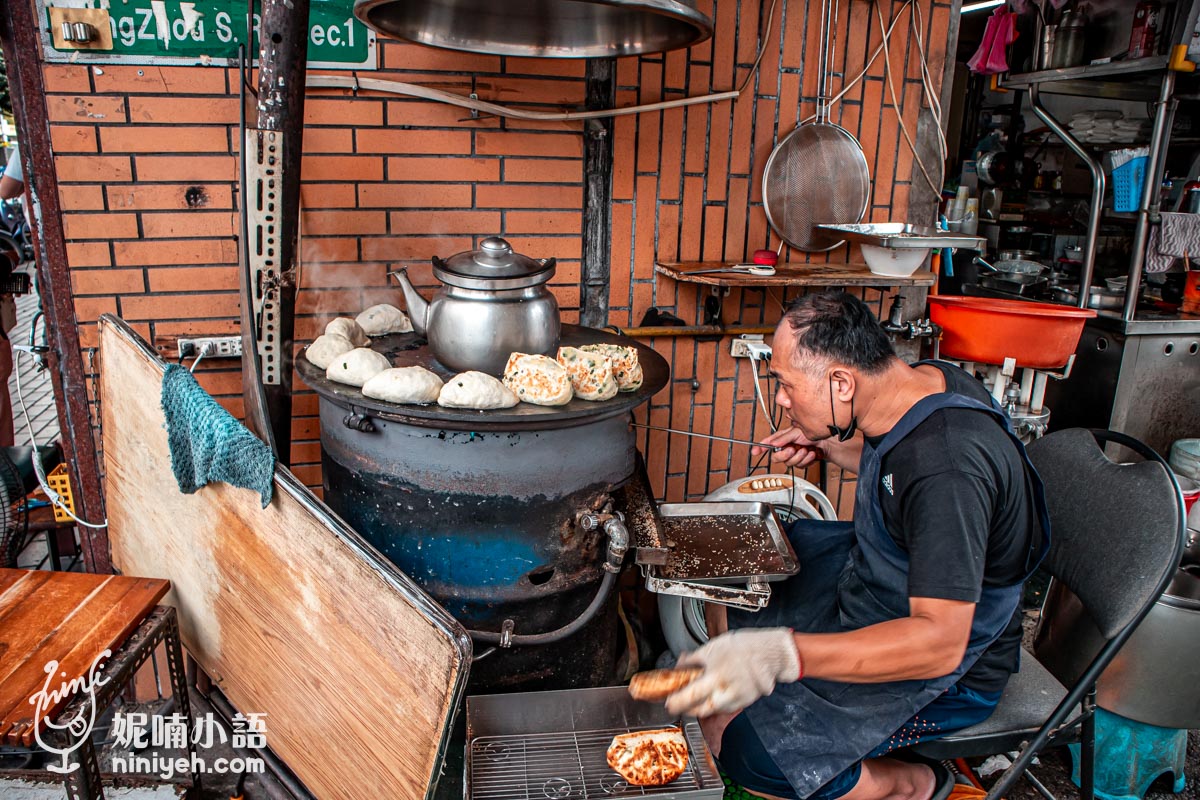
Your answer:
[1112,155,1148,212]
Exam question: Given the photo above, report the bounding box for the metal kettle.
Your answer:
[391,237,561,376]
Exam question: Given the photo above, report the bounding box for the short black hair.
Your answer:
[781,291,896,373]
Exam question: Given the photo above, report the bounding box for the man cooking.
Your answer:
[664,291,1049,800]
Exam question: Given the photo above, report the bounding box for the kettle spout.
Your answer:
[388,268,429,336]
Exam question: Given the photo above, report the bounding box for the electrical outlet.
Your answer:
[730,335,766,359]
[178,336,243,359]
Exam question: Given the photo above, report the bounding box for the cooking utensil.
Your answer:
[631,422,783,451]
[762,0,869,251]
[998,249,1039,262]
[975,256,1047,276]
[678,264,777,276]
[390,237,560,375]
[927,295,1096,369]
[1051,285,1126,310]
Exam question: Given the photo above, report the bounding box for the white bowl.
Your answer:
[861,244,930,277]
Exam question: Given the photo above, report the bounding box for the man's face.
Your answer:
[769,324,832,441]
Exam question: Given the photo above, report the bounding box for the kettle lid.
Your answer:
[436,237,554,281]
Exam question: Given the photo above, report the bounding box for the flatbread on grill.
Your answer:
[356,304,413,336]
[580,343,643,392]
[362,366,443,404]
[627,667,703,702]
[305,333,355,370]
[557,346,618,402]
[326,348,391,388]
[606,727,689,787]
[325,317,369,347]
[438,371,519,410]
[502,353,573,406]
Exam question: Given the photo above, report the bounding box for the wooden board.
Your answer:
[656,261,936,288]
[98,316,470,800]
[0,569,168,745]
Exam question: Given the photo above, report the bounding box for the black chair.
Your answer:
[912,429,1186,800]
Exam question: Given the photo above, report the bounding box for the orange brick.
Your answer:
[74,297,118,322]
[72,268,144,296]
[141,212,236,239]
[292,417,321,440]
[479,77,585,106]
[296,288,364,316]
[477,184,582,209]
[381,42,501,73]
[390,211,502,235]
[136,155,236,182]
[290,441,322,464]
[120,292,238,321]
[63,213,139,240]
[101,126,229,153]
[505,211,581,234]
[291,464,322,487]
[114,238,238,267]
[357,184,472,208]
[92,66,226,95]
[302,128,354,153]
[387,156,500,183]
[50,125,97,153]
[107,184,234,211]
[504,236,579,260]
[295,261,384,288]
[304,97,384,127]
[126,96,238,124]
[194,370,244,396]
[360,236,473,261]
[505,57,586,78]
[503,158,581,184]
[43,65,91,93]
[153,320,241,339]
[302,210,387,236]
[300,183,358,209]
[302,155,383,182]
[46,95,127,123]
[55,155,132,183]
[217,395,246,419]
[58,185,105,211]
[476,131,582,158]
[148,266,238,292]
[66,242,111,268]
[301,237,360,263]
[385,100,500,129]
[356,129,472,155]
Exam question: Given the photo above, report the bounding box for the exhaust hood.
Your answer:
[354,0,714,58]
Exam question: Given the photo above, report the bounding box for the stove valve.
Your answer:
[577,510,629,573]
[881,297,941,340]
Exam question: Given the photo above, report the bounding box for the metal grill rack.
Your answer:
[468,722,720,800]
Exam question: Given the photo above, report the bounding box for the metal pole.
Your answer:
[581,59,616,328]
[1124,70,1177,322]
[0,0,109,571]
[1030,84,1104,308]
[243,0,311,460]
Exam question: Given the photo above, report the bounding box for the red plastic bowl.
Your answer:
[927,295,1097,369]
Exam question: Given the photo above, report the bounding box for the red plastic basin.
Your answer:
[927,295,1097,369]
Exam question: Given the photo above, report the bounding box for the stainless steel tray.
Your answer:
[817,222,987,251]
[654,501,798,583]
[466,687,723,800]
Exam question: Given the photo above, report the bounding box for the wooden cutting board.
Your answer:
[99,315,470,800]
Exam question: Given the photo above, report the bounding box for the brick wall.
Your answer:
[40,0,953,507]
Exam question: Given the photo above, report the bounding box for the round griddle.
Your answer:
[297,324,670,431]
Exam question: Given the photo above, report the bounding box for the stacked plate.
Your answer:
[1068,110,1151,145]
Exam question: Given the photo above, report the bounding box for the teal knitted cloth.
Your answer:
[160,364,275,508]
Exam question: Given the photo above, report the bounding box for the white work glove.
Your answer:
[664,628,802,718]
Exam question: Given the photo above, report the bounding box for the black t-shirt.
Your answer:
[864,362,1045,693]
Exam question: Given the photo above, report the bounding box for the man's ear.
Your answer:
[830,367,856,401]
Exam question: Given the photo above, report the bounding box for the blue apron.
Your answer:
[726,379,1051,799]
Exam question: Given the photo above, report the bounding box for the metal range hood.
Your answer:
[353,0,713,57]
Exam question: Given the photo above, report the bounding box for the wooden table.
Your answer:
[0,569,196,798]
[656,261,937,288]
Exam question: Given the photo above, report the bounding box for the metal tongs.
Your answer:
[677,264,777,277]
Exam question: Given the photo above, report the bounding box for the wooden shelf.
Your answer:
[655,261,936,288]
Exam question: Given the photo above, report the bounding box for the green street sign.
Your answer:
[39,0,377,69]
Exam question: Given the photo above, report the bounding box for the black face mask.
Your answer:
[827,374,858,442]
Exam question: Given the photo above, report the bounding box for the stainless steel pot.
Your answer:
[391,237,561,375]
[998,249,1039,262]
[1052,285,1126,310]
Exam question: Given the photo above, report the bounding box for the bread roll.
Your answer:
[502,353,573,406]
[606,728,689,787]
[438,371,519,410]
[326,348,391,387]
[356,304,413,336]
[627,667,703,702]
[581,343,643,391]
[304,333,355,370]
[361,366,443,404]
[557,346,618,401]
[325,317,369,347]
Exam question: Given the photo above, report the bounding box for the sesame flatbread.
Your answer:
[502,353,573,406]
[627,667,703,702]
[606,727,689,787]
[580,343,643,392]
[557,346,618,401]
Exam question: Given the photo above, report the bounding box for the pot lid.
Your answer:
[353,0,713,58]
[435,237,555,282]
